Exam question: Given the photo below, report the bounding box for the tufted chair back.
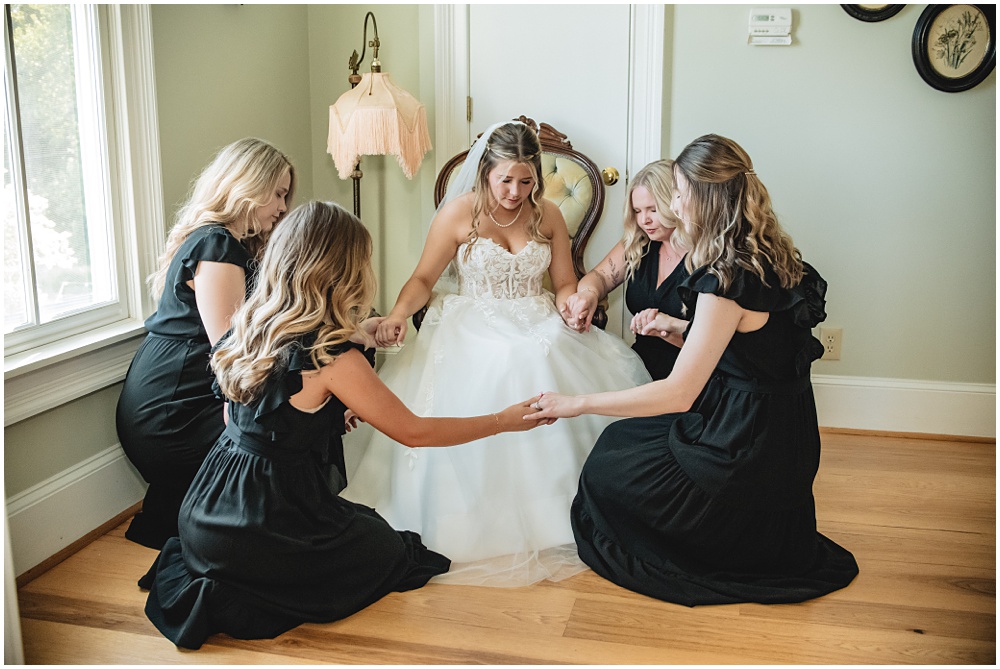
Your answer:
[434,116,606,281]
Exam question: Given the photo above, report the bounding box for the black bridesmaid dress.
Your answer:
[116,224,252,549]
[572,262,858,605]
[140,337,449,649]
[624,241,689,380]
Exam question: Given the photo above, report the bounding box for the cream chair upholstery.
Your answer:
[540,152,594,240]
[418,116,609,329]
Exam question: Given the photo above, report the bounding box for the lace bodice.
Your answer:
[455,239,551,299]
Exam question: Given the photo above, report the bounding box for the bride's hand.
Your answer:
[561,291,597,332]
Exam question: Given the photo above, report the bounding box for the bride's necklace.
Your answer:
[487,201,524,228]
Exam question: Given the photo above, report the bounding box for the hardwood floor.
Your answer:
[16,432,996,664]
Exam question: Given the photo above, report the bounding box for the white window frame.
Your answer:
[3,4,163,426]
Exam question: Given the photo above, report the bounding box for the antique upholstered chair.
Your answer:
[414,115,610,329]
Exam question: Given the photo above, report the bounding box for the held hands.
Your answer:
[344,409,364,432]
[354,316,385,348]
[497,395,551,431]
[374,315,408,347]
[523,391,579,423]
[560,289,599,332]
[630,308,682,340]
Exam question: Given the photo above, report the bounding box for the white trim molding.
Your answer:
[813,374,995,438]
[6,445,147,577]
[3,323,142,426]
[112,4,166,321]
[626,3,665,180]
[4,512,24,663]
[433,4,470,173]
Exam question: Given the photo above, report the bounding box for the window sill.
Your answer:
[4,319,147,427]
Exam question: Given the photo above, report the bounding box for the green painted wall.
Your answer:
[152,4,315,225]
[3,385,122,497]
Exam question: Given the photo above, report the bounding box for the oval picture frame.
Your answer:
[841,5,905,23]
[912,4,996,92]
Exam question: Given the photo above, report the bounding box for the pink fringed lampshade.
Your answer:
[327,72,432,180]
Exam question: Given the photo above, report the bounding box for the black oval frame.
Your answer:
[912,4,997,93]
[841,5,905,22]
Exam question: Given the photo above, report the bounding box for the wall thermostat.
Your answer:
[748,7,792,46]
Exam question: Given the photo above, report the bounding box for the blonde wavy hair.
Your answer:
[148,137,295,300]
[673,134,803,291]
[211,201,376,405]
[466,122,549,258]
[621,159,683,279]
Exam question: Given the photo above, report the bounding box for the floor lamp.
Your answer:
[327,11,431,220]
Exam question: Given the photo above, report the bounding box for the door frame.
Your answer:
[433,4,664,182]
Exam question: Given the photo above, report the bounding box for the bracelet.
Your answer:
[580,286,599,297]
[492,413,500,435]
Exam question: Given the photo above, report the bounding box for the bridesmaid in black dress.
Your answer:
[532,135,858,605]
[141,201,545,649]
[563,159,689,380]
[116,138,294,549]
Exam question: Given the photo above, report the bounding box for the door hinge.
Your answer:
[466,96,472,123]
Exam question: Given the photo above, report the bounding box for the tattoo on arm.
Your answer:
[596,268,613,295]
[604,259,623,291]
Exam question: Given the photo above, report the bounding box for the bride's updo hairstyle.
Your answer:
[467,122,549,253]
[621,159,684,279]
[673,134,803,292]
[212,201,376,404]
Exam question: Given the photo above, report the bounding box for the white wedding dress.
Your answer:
[342,237,652,587]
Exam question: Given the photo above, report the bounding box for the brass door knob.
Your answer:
[601,167,620,186]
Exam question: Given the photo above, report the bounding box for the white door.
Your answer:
[467,4,635,337]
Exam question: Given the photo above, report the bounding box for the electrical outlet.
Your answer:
[820,327,842,360]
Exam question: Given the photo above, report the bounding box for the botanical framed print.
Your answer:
[841,5,905,23]
[912,4,996,92]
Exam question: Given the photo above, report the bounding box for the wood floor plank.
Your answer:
[814,468,994,532]
[738,599,995,642]
[19,533,158,606]
[818,522,995,570]
[361,582,578,636]
[18,591,158,638]
[21,618,321,664]
[564,596,995,664]
[819,557,994,613]
[317,599,727,664]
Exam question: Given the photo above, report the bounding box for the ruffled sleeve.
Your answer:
[251,336,372,426]
[175,226,253,298]
[679,262,827,329]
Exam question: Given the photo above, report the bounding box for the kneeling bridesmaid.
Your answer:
[141,201,543,649]
[530,134,859,605]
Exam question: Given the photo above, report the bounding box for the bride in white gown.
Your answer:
[342,121,651,587]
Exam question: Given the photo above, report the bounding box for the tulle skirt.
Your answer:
[342,291,651,587]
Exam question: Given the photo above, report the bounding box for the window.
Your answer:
[4,4,129,355]
[3,4,163,426]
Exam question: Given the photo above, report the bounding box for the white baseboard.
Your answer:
[5,445,147,577]
[813,374,995,438]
